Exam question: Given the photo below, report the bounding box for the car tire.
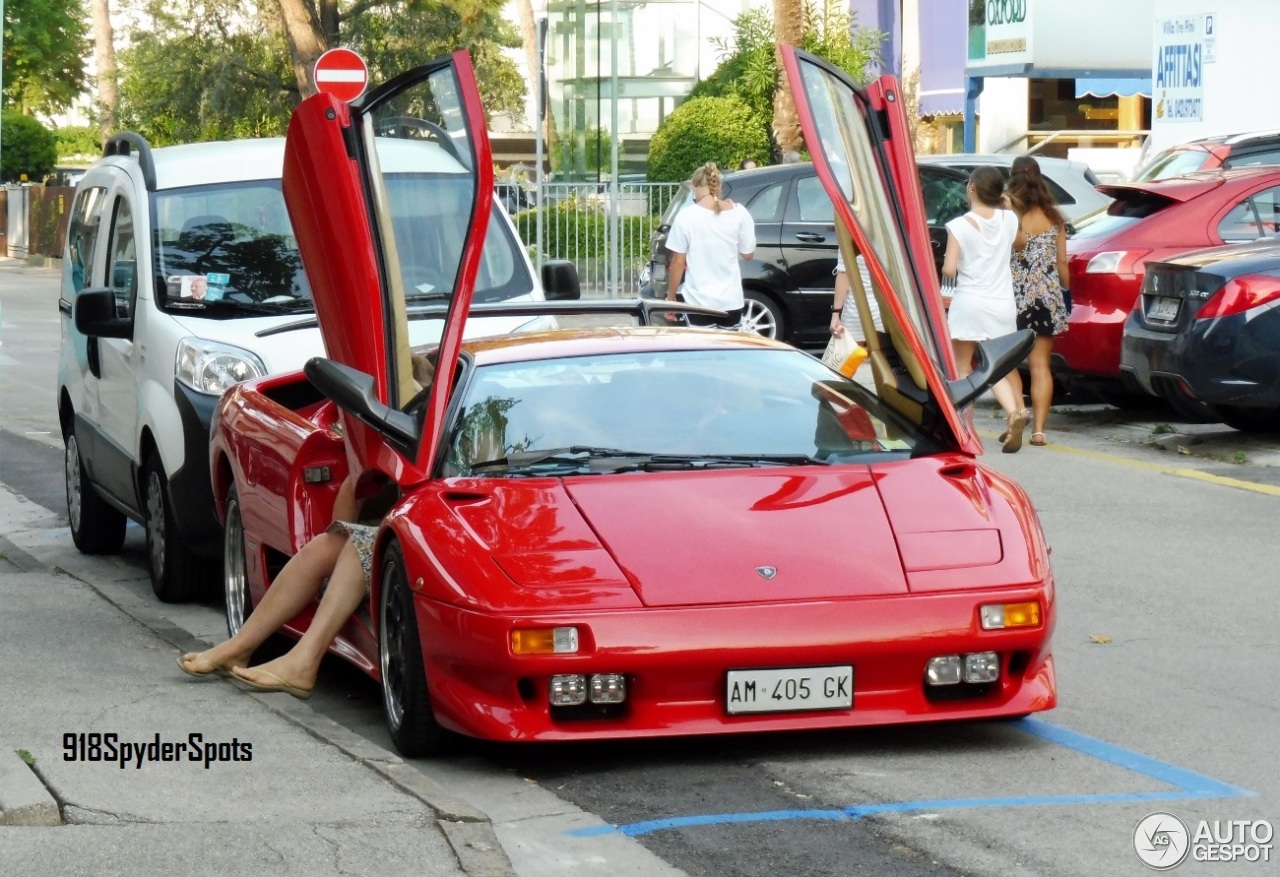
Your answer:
[1094,384,1164,411]
[379,541,450,757]
[740,290,784,340]
[143,454,210,603]
[1211,404,1280,433]
[64,426,127,555]
[223,487,253,638]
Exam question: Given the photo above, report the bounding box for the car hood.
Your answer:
[444,463,1038,608]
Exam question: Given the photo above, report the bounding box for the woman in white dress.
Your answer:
[941,166,1028,452]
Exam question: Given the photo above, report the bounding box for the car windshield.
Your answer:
[443,349,924,477]
[153,180,313,315]
[1133,147,1212,182]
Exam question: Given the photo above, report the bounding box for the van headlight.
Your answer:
[175,338,268,395]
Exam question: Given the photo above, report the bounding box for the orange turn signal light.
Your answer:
[511,626,579,655]
[980,602,1041,630]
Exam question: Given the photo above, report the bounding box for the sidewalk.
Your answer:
[0,484,487,876]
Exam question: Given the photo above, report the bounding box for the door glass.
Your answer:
[66,186,107,294]
[795,59,941,368]
[1218,199,1262,242]
[106,198,137,319]
[919,171,967,225]
[1250,186,1280,236]
[360,65,480,408]
[746,182,785,223]
[786,175,836,223]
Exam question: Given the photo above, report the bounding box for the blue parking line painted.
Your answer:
[567,719,1253,839]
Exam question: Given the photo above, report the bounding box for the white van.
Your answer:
[57,133,564,602]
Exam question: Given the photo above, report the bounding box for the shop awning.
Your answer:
[1075,77,1152,98]
[918,0,967,116]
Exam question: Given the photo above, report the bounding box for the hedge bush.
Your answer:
[1,111,58,183]
[646,96,770,183]
[511,200,655,264]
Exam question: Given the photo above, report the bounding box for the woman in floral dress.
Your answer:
[1008,156,1070,446]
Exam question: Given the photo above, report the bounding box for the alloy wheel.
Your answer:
[65,435,83,533]
[379,558,407,731]
[740,298,778,339]
[223,495,249,637]
[145,470,167,583]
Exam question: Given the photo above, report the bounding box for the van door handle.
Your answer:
[794,232,825,243]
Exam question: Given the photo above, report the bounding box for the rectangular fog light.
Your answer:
[549,674,587,706]
[980,602,1041,630]
[964,652,1000,684]
[925,655,962,686]
[589,673,627,704]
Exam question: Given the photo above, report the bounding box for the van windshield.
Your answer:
[152,180,313,316]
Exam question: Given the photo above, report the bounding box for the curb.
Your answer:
[0,745,61,826]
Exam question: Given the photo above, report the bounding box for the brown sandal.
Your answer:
[1002,410,1027,453]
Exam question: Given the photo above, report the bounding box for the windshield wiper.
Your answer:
[470,447,826,475]
[471,446,650,474]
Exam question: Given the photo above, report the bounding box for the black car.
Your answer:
[1120,239,1280,431]
[639,162,970,347]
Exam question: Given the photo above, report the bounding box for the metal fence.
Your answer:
[509,181,682,298]
[3,184,75,260]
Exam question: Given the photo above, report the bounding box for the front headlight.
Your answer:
[175,337,268,395]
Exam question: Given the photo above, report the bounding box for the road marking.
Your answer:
[566,718,1251,838]
[983,433,1280,498]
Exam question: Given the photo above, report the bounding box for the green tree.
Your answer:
[646,96,770,183]
[4,0,89,114]
[691,1,882,159]
[1,110,57,181]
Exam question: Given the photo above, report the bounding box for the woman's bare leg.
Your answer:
[1028,336,1055,435]
[179,531,347,673]
[232,539,367,692]
[952,339,977,378]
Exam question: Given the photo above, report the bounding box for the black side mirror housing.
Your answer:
[946,329,1036,410]
[542,260,581,301]
[303,358,418,448]
[73,287,133,339]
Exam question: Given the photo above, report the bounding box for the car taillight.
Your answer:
[1196,274,1280,318]
[1085,249,1151,275]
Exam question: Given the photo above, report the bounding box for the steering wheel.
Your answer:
[375,116,464,163]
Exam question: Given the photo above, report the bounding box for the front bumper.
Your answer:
[416,586,1057,742]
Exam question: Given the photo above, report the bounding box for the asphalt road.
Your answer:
[5,260,1279,875]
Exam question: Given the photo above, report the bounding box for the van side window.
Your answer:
[106,198,138,318]
[66,186,107,294]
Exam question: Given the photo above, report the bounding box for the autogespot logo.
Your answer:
[1135,812,1191,870]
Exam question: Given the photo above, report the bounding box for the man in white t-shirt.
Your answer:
[665,163,756,328]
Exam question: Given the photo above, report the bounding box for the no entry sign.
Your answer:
[313,48,369,102]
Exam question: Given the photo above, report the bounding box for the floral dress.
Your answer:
[1012,228,1069,337]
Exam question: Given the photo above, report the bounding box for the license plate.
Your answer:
[726,665,853,715]
[1148,297,1180,321]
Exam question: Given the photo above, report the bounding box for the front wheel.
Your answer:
[223,487,253,638]
[64,426,126,555]
[379,542,450,757]
[143,454,211,603]
[740,291,784,340]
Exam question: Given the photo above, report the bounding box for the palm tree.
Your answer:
[771,0,806,156]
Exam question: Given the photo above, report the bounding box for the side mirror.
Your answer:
[303,358,418,448]
[73,287,133,339]
[946,329,1035,410]
[542,259,581,301]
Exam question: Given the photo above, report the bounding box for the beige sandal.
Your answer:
[1002,410,1027,453]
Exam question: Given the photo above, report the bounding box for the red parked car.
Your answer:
[1058,167,1280,406]
[209,50,1055,756]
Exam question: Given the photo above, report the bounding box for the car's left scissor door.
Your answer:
[283,51,493,483]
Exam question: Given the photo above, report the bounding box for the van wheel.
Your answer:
[741,291,784,340]
[223,487,253,638]
[143,454,208,603]
[379,542,450,757]
[64,427,126,554]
